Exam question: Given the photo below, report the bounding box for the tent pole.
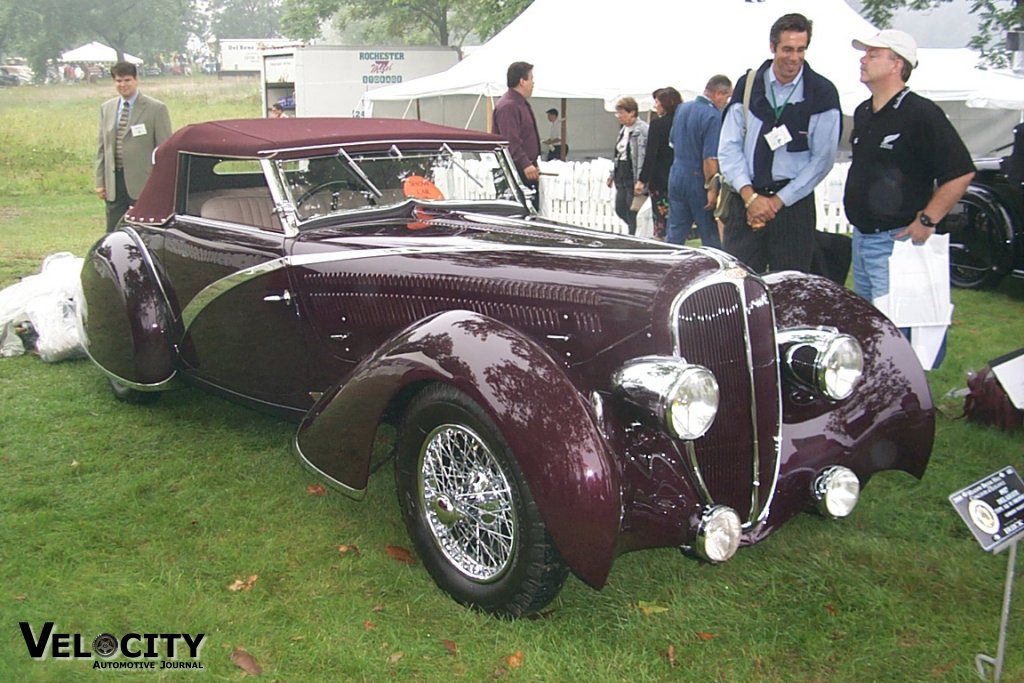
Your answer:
[485,95,493,133]
[560,97,568,161]
[416,98,422,121]
[467,93,484,130]
[401,98,414,120]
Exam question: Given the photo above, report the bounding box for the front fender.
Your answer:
[296,310,622,588]
[763,272,934,518]
[78,227,178,388]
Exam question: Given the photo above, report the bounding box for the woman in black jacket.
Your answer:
[636,87,682,240]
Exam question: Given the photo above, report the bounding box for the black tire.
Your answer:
[395,384,568,618]
[940,191,1009,289]
[108,378,161,405]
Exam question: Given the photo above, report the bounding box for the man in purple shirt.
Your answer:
[493,61,541,203]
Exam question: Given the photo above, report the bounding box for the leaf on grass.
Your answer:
[492,667,508,678]
[637,600,669,615]
[14,594,27,601]
[337,544,361,555]
[387,650,404,665]
[70,459,79,468]
[442,639,459,656]
[306,483,327,496]
[663,644,678,667]
[695,631,715,641]
[227,574,258,592]
[364,620,375,631]
[372,604,385,613]
[824,603,838,616]
[505,650,524,669]
[385,545,416,564]
[230,646,262,675]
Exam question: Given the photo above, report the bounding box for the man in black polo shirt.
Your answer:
[844,30,975,307]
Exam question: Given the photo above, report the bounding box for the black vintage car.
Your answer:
[78,118,935,617]
[939,130,1024,289]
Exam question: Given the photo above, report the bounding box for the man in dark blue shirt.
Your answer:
[667,75,732,247]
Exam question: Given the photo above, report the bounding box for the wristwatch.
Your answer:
[918,213,936,228]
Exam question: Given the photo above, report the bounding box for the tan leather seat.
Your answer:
[200,195,281,231]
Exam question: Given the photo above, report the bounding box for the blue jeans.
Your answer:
[852,226,947,367]
[852,227,901,301]
[667,173,719,248]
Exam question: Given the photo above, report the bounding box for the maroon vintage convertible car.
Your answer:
[78,118,934,617]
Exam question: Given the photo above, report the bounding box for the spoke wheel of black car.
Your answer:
[395,384,568,618]
[940,192,1009,289]
[107,378,160,405]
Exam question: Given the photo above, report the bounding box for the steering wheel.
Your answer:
[296,180,356,209]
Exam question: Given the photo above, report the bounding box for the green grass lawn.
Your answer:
[1,77,1022,682]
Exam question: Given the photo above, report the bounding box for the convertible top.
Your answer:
[126,118,507,224]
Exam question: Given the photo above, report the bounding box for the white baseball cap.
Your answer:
[853,29,918,68]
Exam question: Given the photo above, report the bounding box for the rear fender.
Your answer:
[296,310,622,588]
[78,227,179,389]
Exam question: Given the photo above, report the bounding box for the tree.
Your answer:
[209,0,284,39]
[861,0,1024,67]
[0,0,198,78]
[281,0,532,46]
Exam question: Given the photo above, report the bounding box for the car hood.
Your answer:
[290,209,736,368]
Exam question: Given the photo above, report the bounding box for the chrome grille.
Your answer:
[674,276,780,523]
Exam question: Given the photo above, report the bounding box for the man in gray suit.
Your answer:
[95,61,172,231]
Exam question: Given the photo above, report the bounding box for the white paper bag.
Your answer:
[884,233,951,370]
[886,233,951,326]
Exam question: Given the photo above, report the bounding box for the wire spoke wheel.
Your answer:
[419,424,517,581]
[395,384,569,617]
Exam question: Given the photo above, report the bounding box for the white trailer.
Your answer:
[260,45,459,118]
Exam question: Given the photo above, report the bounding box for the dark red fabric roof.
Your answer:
[126,118,506,224]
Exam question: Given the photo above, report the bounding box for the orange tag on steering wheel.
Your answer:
[403,175,444,200]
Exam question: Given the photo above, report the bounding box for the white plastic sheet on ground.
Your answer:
[0,252,87,362]
[880,233,952,371]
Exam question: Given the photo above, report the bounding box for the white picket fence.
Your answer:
[537,158,853,236]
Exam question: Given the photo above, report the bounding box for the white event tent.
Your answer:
[366,0,1024,156]
[59,41,143,65]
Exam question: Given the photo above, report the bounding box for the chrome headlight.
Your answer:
[612,357,719,439]
[780,328,863,400]
[812,466,860,518]
[695,505,742,563]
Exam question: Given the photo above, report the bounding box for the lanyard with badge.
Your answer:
[764,76,799,151]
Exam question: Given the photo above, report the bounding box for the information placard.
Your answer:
[949,467,1024,554]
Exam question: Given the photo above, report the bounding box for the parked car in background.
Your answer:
[939,130,1024,289]
[78,118,935,617]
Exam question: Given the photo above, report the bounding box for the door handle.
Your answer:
[263,289,292,305]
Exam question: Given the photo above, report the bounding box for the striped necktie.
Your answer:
[114,100,130,169]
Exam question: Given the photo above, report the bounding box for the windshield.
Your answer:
[276,146,521,222]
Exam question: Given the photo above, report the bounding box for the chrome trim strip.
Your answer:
[684,440,714,504]
[180,241,691,335]
[292,433,367,501]
[260,138,505,157]
[261,158,299,237]
[88,355,178,392]
[736,279,761,519]
[181,257,289,331]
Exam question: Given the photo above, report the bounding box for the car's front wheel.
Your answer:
[395,384,568,618]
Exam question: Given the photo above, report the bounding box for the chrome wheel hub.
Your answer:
[419,424,517,582]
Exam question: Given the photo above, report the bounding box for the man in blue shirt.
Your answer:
[718,13,841,273]
[667,75,733,247]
